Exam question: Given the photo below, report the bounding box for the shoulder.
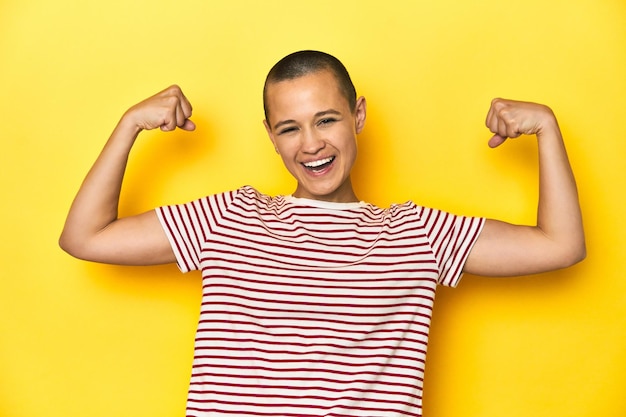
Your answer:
[236,185,287,208]
[385,200,426,220]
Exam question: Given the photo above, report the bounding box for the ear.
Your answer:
[354,96,367,134]
[263,119,278,152]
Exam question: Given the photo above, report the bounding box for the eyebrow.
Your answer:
[272,109,342,131]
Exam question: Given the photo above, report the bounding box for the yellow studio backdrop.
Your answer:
[1,0,624,416]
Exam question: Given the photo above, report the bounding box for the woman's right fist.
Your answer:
[125,85,195,132]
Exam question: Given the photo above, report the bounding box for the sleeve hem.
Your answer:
[155,207,192,274]
[442,216,486,288]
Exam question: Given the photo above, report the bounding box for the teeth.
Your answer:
[304,157,334,168]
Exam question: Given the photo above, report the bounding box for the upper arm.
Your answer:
[59,210,176,266]
[463,219,585,277]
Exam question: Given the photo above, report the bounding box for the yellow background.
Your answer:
[1,1,625,416]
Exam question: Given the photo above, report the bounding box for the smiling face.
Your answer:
[263,69,366,203]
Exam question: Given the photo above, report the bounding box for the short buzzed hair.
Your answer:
[263,50,357,122]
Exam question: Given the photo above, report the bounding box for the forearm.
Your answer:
[59,116,141,252]
[535,121,586,264]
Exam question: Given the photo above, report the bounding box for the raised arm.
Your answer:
[59,85,195,266]
[463,98,586,277]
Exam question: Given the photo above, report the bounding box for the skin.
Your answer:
[465,99,586,275]
[59,72,585,276]
[263,70,366,203]
[58,86,190,265]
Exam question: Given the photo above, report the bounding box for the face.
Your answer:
[263,69,366,203]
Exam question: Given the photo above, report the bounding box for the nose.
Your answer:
[301,128,325,154]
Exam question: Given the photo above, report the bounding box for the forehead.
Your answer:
[265,70,349,123]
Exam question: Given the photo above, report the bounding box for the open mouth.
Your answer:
[302,156,335,172]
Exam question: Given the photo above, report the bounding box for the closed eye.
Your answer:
[317,118,337,126]
[278,126,298,135]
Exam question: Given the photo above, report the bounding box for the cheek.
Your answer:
[277,153,299,177]
[276,140,298,158]
[275,142,300,171]
[348,145,358,167]
[342,137,358,164]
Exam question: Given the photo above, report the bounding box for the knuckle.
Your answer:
[163,95,180,107]
[491,97,505,107]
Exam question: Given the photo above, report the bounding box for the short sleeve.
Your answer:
[418,206,485,287]
[155,190,238,273]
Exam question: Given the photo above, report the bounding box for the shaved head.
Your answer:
[263,50,357,122]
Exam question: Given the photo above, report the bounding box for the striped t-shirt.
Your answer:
[156,185,484,417]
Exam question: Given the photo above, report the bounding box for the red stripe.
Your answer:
[198,300,435,320]
[192,338,427,356]
[188,385,422,400]
[198,310,434,330]
[190,371,424,387]
[190,346,424,362]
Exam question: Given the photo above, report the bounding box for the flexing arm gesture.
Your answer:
[59,85,194,265]
[464,98,586,276]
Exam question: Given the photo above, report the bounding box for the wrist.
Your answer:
[117,110,144,138]
[104,112,143,154]
[536,114,561,141]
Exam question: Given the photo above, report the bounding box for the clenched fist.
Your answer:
[124,85,196,133]
[486,98,558,148]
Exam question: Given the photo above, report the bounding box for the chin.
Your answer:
[295,186,335,200]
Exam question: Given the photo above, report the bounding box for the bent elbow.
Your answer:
[572,241,587,265]
[559,239,587,269]
[58,233,77,258]
[58,230,88,260]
